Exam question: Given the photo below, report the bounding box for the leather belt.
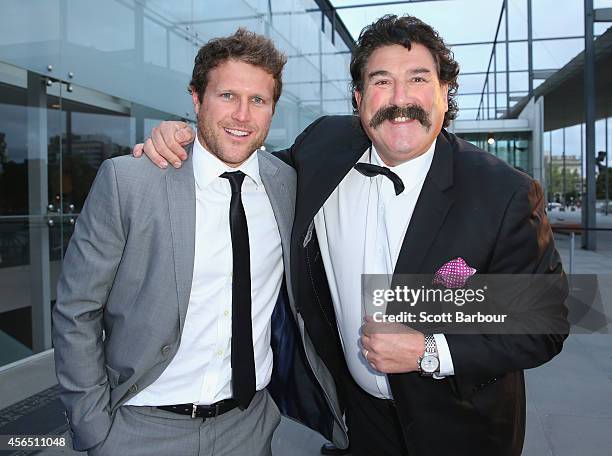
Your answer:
[157,398,239,419]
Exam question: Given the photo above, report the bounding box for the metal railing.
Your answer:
[552,226,612,274]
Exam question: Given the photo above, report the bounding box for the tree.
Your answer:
[596,167,612,199]
[0,132,7,165]
[545,164,580,203]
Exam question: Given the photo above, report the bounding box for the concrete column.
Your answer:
[532,97,545,185]
[583,0,597,250]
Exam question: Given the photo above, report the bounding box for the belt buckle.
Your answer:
[191,404,197,419]
[214,403,220,417]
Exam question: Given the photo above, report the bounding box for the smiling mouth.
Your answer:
[224,127,251,138]
[392,117,417,123]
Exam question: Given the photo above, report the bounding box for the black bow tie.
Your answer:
[354,162,405,195]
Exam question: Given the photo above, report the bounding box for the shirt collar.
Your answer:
[367,139,436,192]
[192,132,262,190]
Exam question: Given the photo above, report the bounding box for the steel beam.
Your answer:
[527,0,534,97]
[583,0,597,249]
[594,7,612,21]
[505,0,510,116]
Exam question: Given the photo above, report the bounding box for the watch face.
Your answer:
[421,355,440,373]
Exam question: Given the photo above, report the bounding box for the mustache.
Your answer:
[369,104,432,130]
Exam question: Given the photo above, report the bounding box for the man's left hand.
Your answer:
[360,316,425,374]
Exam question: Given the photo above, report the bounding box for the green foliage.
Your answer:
[545,164,580,202]
[0,132,7,165]
[596,167,612,199]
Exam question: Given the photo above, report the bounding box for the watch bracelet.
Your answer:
[424,334,437,354]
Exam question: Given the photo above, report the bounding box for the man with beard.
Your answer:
[134,15,568,456]
[52,29,348,456]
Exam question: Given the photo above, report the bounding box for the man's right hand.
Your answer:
[132,121,195,169]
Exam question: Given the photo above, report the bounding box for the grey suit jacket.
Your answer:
[52,144,346,451]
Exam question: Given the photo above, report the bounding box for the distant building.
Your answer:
[545,154,581,175]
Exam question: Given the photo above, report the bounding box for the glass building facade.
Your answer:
[0,0,354,367]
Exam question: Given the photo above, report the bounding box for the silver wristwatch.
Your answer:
[418,334,440,377]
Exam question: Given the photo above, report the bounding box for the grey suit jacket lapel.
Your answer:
[258,151,295,298]
[166,143,196,331]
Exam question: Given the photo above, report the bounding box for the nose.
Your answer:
[391,82,409,107]
[231,98,251,123]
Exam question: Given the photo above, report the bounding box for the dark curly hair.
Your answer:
[350,15,459,127]
[189,28,287,105]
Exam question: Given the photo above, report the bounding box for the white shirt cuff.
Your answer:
[432,333,455,378]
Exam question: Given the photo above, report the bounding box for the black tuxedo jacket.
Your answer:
[276,115,569,456]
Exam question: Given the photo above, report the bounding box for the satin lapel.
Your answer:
[293,118,371,237]
[166,143,196,331]
[393,131,455,275]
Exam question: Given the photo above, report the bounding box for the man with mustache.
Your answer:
[134,15,568,456]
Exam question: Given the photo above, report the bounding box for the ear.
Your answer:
[440,83,449,113]
[354,90,362,111]
[191,89,201,115]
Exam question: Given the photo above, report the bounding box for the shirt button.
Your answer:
[217,350,224,356]
[224,310,229,317]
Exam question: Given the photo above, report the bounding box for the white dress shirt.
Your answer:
[314,140,454,399]
[127,135,283,406]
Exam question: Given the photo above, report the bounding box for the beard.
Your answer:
[196,113,265,166]
[369,103,432,131]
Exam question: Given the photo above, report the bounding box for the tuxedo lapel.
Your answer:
[293,118,371,236]
[393,131,455,275]
[166,143,196,331]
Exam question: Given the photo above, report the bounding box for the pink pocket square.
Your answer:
[432,257,476,288]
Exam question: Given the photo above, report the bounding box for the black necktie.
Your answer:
[220,171,255,409]
[354,162,405,195]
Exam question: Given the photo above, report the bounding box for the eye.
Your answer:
[374,79,390,86]
[252,96,264,104]
[221,92,233,100]
[412,76,427,83]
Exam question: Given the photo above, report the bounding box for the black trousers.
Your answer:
[343,376,409,456]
